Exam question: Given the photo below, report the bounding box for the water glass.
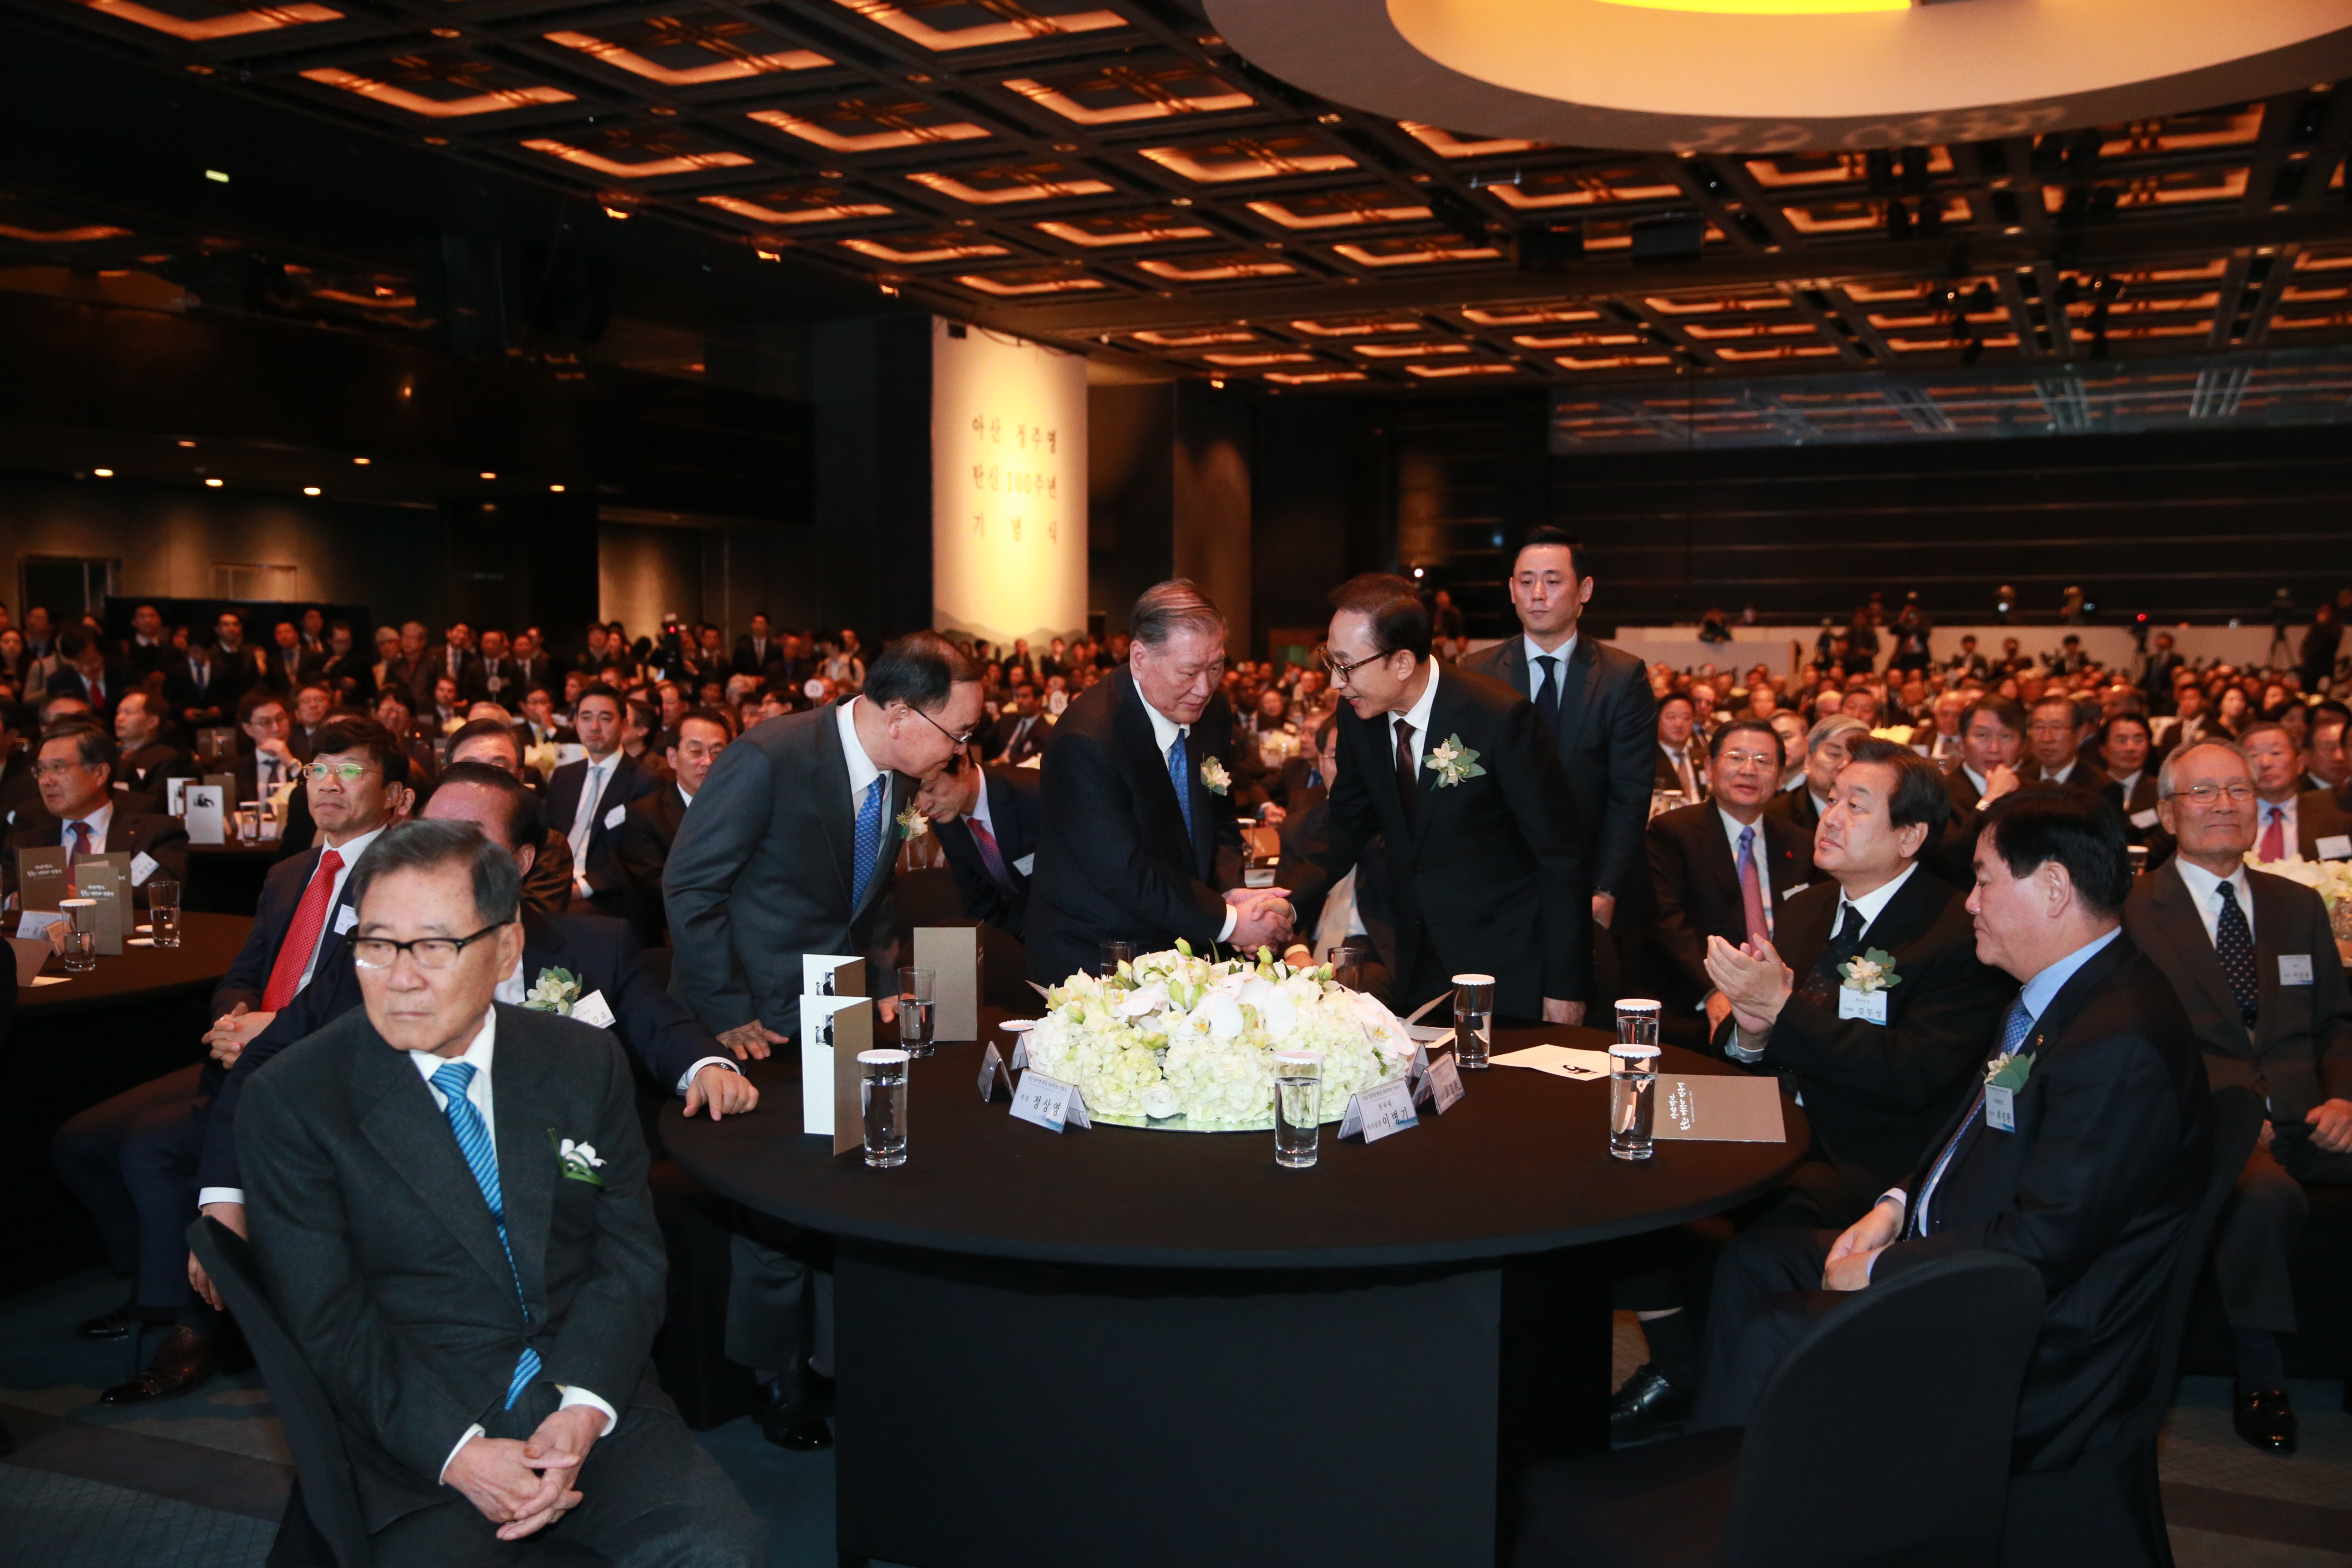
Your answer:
[858,1049,910,1169]
[1324,944,1363,991]
[1615,998,1662,1051]
[147,878,182,948]
[61,897,99,974]
[1452,973,1496,1069]
[1609,1043,1661,1161]
[1273,1049,1323,1169]
[1098,941,1136,979]
[897,967,936,1057]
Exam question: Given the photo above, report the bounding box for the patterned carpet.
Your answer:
[1,1273,2342,1567]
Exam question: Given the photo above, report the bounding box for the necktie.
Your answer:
[1736,825,1770,945]
[568,761,608,864]
[1394,718,1418,823]
[1914,997,2034,1236]
[68,821,93,868]
[261,848,344,1011]
[2214,881,2259,1031]
[968,818,1014,893]
[852,776,887,908]
[2257,805,2286,864]
[1167,731,1196,845]
[1532,654,1562,736]
[428,1061,540,1411]
[1676,749,1700,801]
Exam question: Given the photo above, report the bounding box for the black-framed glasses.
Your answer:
[902,702,976,748]
[352,921,510,971]
[1316,643,1385,686]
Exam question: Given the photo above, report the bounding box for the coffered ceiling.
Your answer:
[6,0,2352,391]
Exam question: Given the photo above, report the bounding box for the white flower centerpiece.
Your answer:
[1027,941,1416,1130]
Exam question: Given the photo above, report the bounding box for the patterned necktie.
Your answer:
[1166,730,1196,845]
[1802,902,1867,1003]
[1914,997,2034,1236]
[2256,805,2286,864]
[261,849,343,1011]
[1394,719,1418,823]
[968,818,1014,893]
[2214,880,2259,1031]
[428,1060,539,1411]
[68,821,92,862]
[1736,825,1770,945]
[851,776,887,908]
[1533,655,1562,736]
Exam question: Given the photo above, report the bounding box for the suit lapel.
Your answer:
[1562,637,1602,749]
[2151,865,2247,1034]
[353,1025,519,1299]
[491,1014,558,1313]
[2249,872,2291,1039]
[1408,667,1468,848]
[811,704,857,899]
[1693,807,1744,917]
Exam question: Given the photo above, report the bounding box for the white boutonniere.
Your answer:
[549,1131,606,1188]
[1984,1051,2036,1091]
[1837,948,1901,994]
[523,966,583,1015]
[1200,757,1231,796]
[896,804,930,838]
[1424,734,1485,788]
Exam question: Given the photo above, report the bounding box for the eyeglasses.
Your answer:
[302,762,380,784]
[30,760,92,779]
[1316,644,1386,686]
[901,702,976,748]
[2171,781,2256,806]
[353,921,510,970]
[1718,750,1777,770]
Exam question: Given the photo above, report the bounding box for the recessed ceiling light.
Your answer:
[303,486,322,496]
[430,24,460,37]
[479,471,498,480]
[93,468,114,478]
[205,477,224,487]
[353,456,371,465]
[177,439,196,448]
[424,136,448,147]
[549,483,566,493]
[205,169,229,184]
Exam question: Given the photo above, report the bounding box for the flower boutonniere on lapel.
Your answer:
[1984,1050,2035,1091]
[523,966,583,1016]
[549,1131,606,1188]
[1837,949,1901,995]
[1200,756,1231,796]
[896,804,930,838]
[1424,734,1485,788]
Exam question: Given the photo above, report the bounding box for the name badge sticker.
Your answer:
[1838,987,1890,1025]
[1780,883,1808,902]
[2130,808,2160,830]
[1984,1084,2016,1132]
[335,904,359,935]
[603,804,627,830]
[571,990,617,1029]
[2279,954,2315,987]
[2316,834,2352,862]
[129,851,160,887]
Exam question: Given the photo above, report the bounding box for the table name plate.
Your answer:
[1010,1070,1091,1133]
[1339,1078,1418,1143]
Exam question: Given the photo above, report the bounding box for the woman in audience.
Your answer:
[2213,684,2252,739]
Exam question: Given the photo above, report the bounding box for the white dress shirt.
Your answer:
[2039,759,2078,786]
[1725,861,1918,1063]
[1522,632,1578,709]
[2254,795,2298,860]
[59,799,113,853]
[1384,661,1442,777]
[2172,856,2256,946]
[566,752,620,891]
[303,827,382,989]
[836,696,883,812]
[1138,693,1239,942]
[1662,744,1702,802]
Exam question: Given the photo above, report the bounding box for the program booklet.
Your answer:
[1651,1074,1788,1143]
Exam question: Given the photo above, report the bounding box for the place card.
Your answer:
[1425,1054,1465,1115]
[1339,1079,1418,1143]
[2318,834,2352,862]
[1010,1069,1089,1132]
[166,778,189,817]
[977,1042,1014,1101]
[184,785,227,845]
[800,995,872,1156]
[1403,1023,1451,1045]
[913,926,979,1041]
[803,954,864,999]
[15,910,61,942]
[1000,1019,1035,1072]
[1491,1044,1612,1080]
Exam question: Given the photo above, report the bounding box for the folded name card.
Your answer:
[1652,1074,1788,1143]
[913,926,978,1042]
[800,994,871,1156]
[803,953,864,1000]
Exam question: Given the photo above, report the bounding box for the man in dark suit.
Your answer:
[41,630,129,719]
[430,620,478,700]
[2098,712,2160,843]
[1695,792,2214,1476]
[1025,584,1291,988]
[2126,740,2352,1450]
[444,722,575,914]
[231,688,303,805]
[516,686,576,752]
[510,630,554,699]
[4,720,189,902]
[1283,574,1589,1022]
[111,689,194,798]
[2240,721,2352,866]
[917,751,1041,940]
[1646,719,1816,1044]
[984,683,1049,766]
[120,603,172,678]
[1765,712,1868,841]
[1464,528,1658,1003]
[209,611,266,709]
[2024,694,2112,799]
[1277,726,1396,1002]
[733,614,784,680]
[1930,695,2028,887]
[1654,694,1709,804]
[2141,632,2186,715]
[544,684,661,920]
[614,709,731,948]
[164,639,235,731]
[235,819,763,1565]
[259,620,318,696]
[49,718,398,1402]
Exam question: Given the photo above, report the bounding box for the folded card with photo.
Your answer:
[799,994,871,1156]
[166,777,190,817]
[1651,1074,1788,1143]
[184,785,227,845]
[802,953,864,999]
[10,935,51,987]
[913,926,979,1042]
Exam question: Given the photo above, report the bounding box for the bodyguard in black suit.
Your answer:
[920,753,1041,939]
[1286,574,1589,1021]
[1697,792,2213,1474]
[235,821,761,1563]
[1026,584,1291,987]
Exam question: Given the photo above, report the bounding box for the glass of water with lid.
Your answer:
[1272,1050,1324,1169]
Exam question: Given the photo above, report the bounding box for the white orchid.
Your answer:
[1200,756,1231,796]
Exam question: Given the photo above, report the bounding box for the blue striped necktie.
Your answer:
[430,1060,540,1411]
[852,776,887,908]
[1168,731,1195,844]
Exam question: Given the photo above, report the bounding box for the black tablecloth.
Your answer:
[665,1012,1805,1271]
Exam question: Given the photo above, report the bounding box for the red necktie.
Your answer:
[69,821,92,862]
[261,848,344,1011]
[968,818,1014,892]
[2257,805,2286,864]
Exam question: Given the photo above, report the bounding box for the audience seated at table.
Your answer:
[442,719,575,914]
[614,706,735,949]
[4,720,189,903]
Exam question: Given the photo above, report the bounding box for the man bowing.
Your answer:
[1285,574,1590,1022]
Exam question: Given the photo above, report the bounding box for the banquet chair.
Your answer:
[1997,1086,2264,1568]
[190,1217,609,1568]
[1512,1250,2044,1568]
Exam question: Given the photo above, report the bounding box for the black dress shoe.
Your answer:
[76,1308,138,1340]
[758,1396,833,1452]
[804,1365,836,1416]
[99,1326,235,1406]
[2232,1388,2297,1454]
[1610,1363,1693,1448]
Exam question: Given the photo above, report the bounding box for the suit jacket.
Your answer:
[2290,789,2352,860]
[1462,634,1657,908]
[1025,670,1245,987]
[2124,862,2352,1145]
[524,828,575,916]
[469,655,523,705]
[1763,783,1825,840]
[1279,794,1396,983]
[665,702,913,1038]
[544,752,661,902]
[2030,760,2114,801]
[614,782,690,948]
[1720,867,2014,1201]
[162,653,238,725]
[1289,662,1591,1015]
[2102,770,2159,825]
[1654,744,1709,801]
[1272,755,1328,812]
[258,644,320,695]
[237,1004,667,1530]
[986,710,1049,766]
[113,740,194,798]
[200,905,725,1192]
[210,841,364,1029]
[42,663,132,717]
[731,636,783,680]
[932,764,1042,939]
[1646,802,1814,1015]
[3,806,189,903]
[1876,933,2214,1471]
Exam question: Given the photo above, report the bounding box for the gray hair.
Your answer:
[1806,713,1872,756]
[347,819,521,929]
[2158,739,2252,801]
[1130,580,1226,649]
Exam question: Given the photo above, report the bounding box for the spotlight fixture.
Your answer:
[353,456,371,465]
[549,483,567,493]
[93,468,114,478]
[177,439,196,448]
[479,471,498,480]
[303,486,322,495]
[205,169,230,184]
[205,477,224,487]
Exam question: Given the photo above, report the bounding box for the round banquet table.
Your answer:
[665,1010,1806,1568]
[7,911,253,1295]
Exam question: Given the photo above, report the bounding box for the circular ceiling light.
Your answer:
[1208,0,2352,150]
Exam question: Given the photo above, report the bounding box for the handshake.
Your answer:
[1224,886,1297,954]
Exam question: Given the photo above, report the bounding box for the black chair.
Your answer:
[1514,1250,2045,1568]
[1998,1086,2265,1568]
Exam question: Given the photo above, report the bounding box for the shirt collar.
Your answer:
[1522,632,1578,676]
[1962,764,1989,796]
[677,784,694,809]
[2172,854,2249,915]
[1716,804,1764,852]
[2018,927,2122,1022]
[410,1007,497,1086]
[1139,692,1190,755]
[837,696,883,798]
[1398,660,1441,736]
[965,770,996,833]
[64,799,113,843]
[324,823,385,865]
[1836,859,1919,938]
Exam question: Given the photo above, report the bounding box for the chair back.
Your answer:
[2135,1086,2263,1444]
[1726,1251,2044,1568]
[189,1217,373,1568]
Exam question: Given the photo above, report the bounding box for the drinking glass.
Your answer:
[897,967,936,1058]
[1324,944,1363,991]
[61,898,99,974]
[1452,973,1496,1069]
[1609,1043,1661,1161]
[1273,1049,1323,1169]
[147,878,182,948]
[858,1049,910,1169]
[1098,941,1136,980]
[1615,998,1662,1051]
